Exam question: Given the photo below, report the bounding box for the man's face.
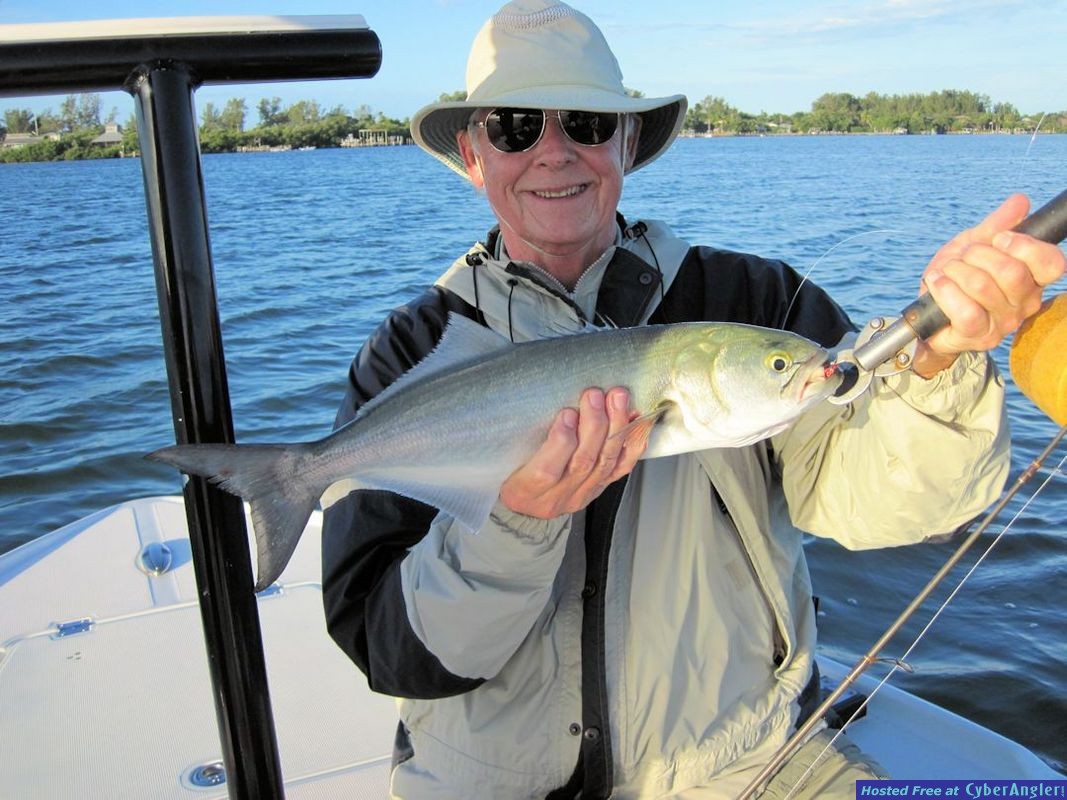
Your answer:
[457,110,638,280]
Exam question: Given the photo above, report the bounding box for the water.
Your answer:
[1,135,1065,770]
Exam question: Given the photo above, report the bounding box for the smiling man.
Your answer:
[320,2,1066,799]
[457,107,638,287]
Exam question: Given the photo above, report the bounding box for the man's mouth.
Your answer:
[531,184,588,199]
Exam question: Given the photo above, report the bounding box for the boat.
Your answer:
[0,496,1060,798]
[0,14,1062,800]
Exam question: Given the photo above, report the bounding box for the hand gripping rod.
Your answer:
[852,189,1067,373]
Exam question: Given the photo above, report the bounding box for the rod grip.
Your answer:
[1017,188,1067,243]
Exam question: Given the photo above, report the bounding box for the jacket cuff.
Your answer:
[487,500,570,544]
[878,351,999,420]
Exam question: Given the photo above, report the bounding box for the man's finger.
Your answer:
[591,388,633,477]
[564,388,610,482]
[501,407,579,504]
[926,194,1031,277]
[969,193,1030,242]
[993,231,1067,289]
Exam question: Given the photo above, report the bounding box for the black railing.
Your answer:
[0,17,382,800]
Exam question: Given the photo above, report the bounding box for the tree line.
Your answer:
[0,94,410,163]
[685,90,1067,135]
[194,96,410,152]
[3,89,1065,163]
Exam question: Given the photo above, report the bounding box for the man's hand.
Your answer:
[912,194,1066,378]
[499,387,646,519]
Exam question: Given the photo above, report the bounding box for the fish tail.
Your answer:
[146,442,321,592]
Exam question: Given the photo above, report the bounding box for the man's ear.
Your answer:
[457,130,485,188]
[624,114,643,171]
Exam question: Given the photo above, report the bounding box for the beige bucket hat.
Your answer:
[410,0,688,180]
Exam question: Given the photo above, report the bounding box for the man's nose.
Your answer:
[533,112,577,164]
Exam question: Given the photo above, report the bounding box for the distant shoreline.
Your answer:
[679,130,1064,138]
[4,129,1063,165]
[6,87,1063,163]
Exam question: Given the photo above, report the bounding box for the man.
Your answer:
[321,2,1065,798]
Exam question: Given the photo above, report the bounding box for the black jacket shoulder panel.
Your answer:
[322,284,485,698]
[653,246,855,346]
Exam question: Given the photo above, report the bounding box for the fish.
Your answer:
[147,313,843,591]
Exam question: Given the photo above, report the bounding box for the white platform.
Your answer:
[0,497,394,799]
[0,497,1059,798]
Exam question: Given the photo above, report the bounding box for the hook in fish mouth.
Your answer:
[784,352,844,402]
[831,360,861,398]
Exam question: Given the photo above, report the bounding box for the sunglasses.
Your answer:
[473,108,620,153]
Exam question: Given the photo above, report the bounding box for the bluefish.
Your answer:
[148,314,842,590]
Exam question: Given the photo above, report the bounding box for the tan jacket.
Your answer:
[383,221,1009,798]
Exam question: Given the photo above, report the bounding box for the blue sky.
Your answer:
[2,0,1065,123]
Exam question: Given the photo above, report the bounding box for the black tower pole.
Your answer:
[130,60,286,800]
[0,17,382,799]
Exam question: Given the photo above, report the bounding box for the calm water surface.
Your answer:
[1,134,1065,769]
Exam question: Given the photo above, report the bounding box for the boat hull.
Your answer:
[0,497,1059,797]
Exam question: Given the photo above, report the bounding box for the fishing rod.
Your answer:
[775,429,1067,800]
[739,423,1067,799]
[738,191,1067,799]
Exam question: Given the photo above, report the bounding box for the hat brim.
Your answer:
[411,90,687,180]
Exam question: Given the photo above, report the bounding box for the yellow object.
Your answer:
[1010,293,1067,425]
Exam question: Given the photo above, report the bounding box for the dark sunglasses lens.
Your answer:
[485,108,545,152]
[559,110,619,145]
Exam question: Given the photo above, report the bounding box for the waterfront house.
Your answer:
[1,131,39,148]
[91,122,123,146]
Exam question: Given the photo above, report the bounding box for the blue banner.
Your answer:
[857,781,1067,798]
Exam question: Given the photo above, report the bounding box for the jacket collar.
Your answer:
[482,214,664,328]
[439,215,689,342]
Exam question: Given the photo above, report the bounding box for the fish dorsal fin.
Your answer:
[432,312,513,364]
[357,313,512,418]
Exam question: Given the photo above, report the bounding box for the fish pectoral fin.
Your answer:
[612,401,673,452]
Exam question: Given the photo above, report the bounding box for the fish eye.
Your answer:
[766,353,790,372]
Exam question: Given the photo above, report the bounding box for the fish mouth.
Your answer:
[783,351,842,403]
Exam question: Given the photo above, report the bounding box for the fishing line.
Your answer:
[787,109,1055,336]
[775,436,1067,800]
[1014,112,1047,189]
[781,230,904,330]
[739,423,1067,799]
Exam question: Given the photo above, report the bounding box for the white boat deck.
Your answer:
[0,497,395,799]
[0,497,1059,798]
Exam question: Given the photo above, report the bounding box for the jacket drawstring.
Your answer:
[506,278,518,342]
[626,220,666,305]
[466,251,489,328]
